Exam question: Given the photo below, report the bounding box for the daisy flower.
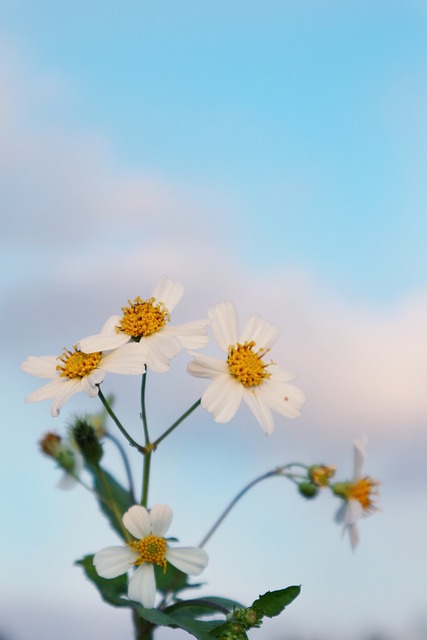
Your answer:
[21,340,147,417]
[333,437,380,550]
[78,276,209,373]
[93,504,208,609]
[187,301,305,435]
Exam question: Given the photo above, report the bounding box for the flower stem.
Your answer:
[140,372,152,507]
[152,398,201,448]
[132,609,153,639]
[199,463,307,548]
[104,431,136,504]
[97,386,145,455]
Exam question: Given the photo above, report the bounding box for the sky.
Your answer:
[1,2,427,639]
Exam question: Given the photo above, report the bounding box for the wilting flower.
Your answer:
[21,341,147,417]
[79,276,208,373]
[187,301,305,435]
[93,504,208,608]
[332,437,379,549]
[39,431,83,490]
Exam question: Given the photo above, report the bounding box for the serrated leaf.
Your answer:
[165,596,235,619]
[76,554,130,608]
[252,585,301,618]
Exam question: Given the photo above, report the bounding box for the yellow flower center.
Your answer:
[346,477,379,511]
[128,534,167,570]
[56,346,103,379]
[118,297,170,338]
[227,340,272,387]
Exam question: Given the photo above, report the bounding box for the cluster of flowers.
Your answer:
[22,276,379,613]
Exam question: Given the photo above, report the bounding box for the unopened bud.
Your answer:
[298,481,319,499]
[72,418,103,465]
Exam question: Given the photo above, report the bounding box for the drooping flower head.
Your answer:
[332,437,380,549]
[79,276,209,373]
[21,340,147,417]
[187,301,305,435]
[93,504,208,608]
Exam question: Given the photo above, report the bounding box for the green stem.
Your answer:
[104,432,136,503]
[140,372,152,507]
[152,398,201,448]
[199,463,306,548]
[141,451,152,508]
[132,609,153,640]
[97,386,145,455]
[140,369,149,443]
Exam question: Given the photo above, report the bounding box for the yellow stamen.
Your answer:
[347,477,379,511]
[118,296,170,338]
[128,534,167,570]
[56,346,102,379]
[227,340,272,387]
[310,465,337,487]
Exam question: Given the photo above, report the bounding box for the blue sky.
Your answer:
[1,2,427,640]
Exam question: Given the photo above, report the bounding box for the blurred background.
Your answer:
[1,1,427,639]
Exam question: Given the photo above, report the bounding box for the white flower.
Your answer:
[187,301,305,435]
[334,437,379,550]
[79,276,209,373]
[21,340,147,417]
[93,504,208,609]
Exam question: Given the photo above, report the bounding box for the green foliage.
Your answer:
[76,554,129,608]
[88,466,133,540]
[154,562,203,596]
[209,586,301,639]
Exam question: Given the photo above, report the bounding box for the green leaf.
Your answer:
[88,465,133,539]
[165,597,232,619]
[76,554,130,608]
[134,604,222,640]
[252,585,301,618]
[154,562,202,596]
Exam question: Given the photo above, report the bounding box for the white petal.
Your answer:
[201,375,243,423]
[187,353,228,379]
[81,372,103,397]
[25,378,67,403]
[261,380,305,419]
[240,315,279,349]
[100,343,147,375]
[128,564,156,608]
[348,523,360,550]
[79,316,129,353]
[152,276,184,312]
[50,379,83,416]
[21,355,58,378]
[345,498,363,525]
[208,301,238,352]
[335,502,347,524]
[165,547,208,576]
[163,320,209,349]
[57,471,78,491]
[144,333,181,373]
[123,506,151,538]
[352,436,367,480]
[150,504,173,537]
[243,390,274,435]
[93,546,137,579]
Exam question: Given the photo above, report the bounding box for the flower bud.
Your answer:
[297,481,319,499]
[309,464,336,487]
[72,418,103,465]
[39,432,62,458]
